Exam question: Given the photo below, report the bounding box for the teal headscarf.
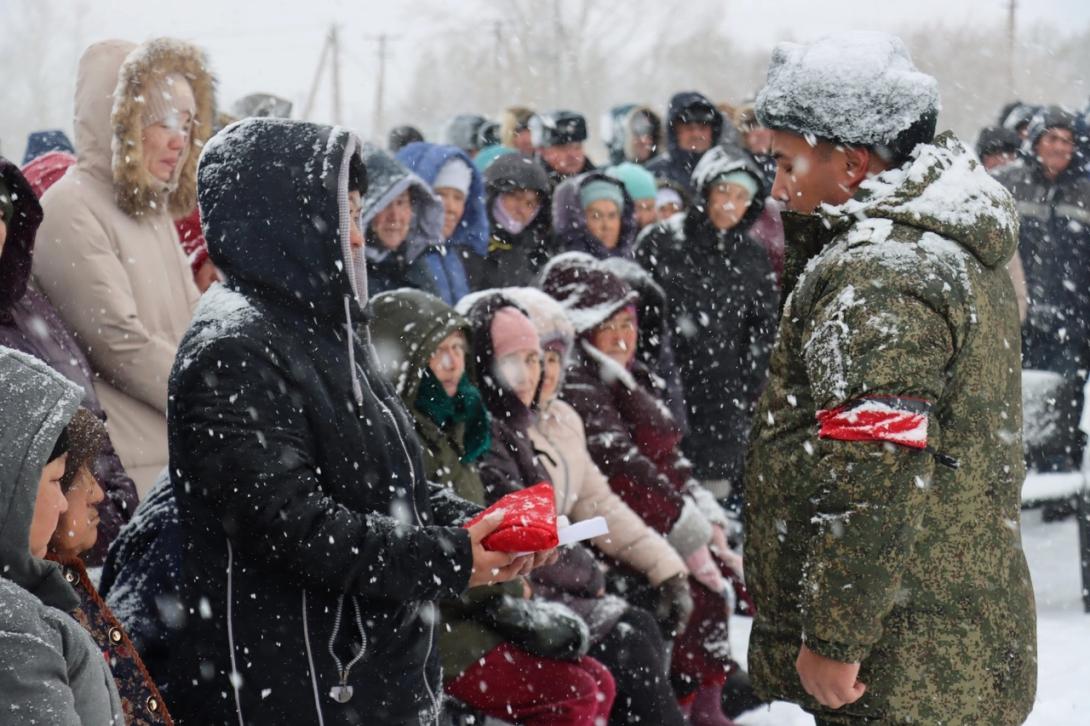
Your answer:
[415,369,492,463]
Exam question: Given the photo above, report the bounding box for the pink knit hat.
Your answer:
[490,306,541,360]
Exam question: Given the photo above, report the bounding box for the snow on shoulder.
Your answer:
[756,31,940,147]
[176,282,260,371]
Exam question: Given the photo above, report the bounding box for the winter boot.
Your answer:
[689,683,735,726]
[721,667,768,719]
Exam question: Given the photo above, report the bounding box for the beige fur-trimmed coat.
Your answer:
[33,39,212,494]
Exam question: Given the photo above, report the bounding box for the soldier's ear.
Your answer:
[842,146,873,189]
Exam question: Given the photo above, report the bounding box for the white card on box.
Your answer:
[556,516,609,546]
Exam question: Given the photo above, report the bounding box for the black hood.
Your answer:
[484,154,552,237]
[665,91,724,156]
[688,144,768,235]
[0,159,44,318]
[198,118,367,322]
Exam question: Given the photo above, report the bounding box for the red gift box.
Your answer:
[465,482,559,552]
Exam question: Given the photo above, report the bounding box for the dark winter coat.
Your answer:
[369,288,531,680]
[465,153,557,290]
[0,347,124,724]
[636,146,779,490]
[552,171,639,259]
[562,342,711,558]
[992,132,1090,376]
[361,144,469,304]
[744,133,1037,723]
[99,471,181,695]
[644,92,724,195]
[0,158,138,566]
[48,554,173,725]
[166,118,479,725]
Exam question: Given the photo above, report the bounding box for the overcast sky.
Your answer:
[37,0,1083,115]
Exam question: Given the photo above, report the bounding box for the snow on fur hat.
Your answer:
[756,31,940,162]
[539,252,638,334]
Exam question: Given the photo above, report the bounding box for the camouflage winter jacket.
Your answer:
[744,133,1037,724]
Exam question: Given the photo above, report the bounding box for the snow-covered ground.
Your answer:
[732,508,1090,725]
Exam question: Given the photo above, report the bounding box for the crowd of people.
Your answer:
[0,26,1078,726]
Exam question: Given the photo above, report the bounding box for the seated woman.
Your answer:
[360,143,457,301]
[395,142,490,304]
[552,172,638,259]
[47,408,173,725]
[541,255,747,726]
[0,347,124,723]
[370,288,614,726]
[501,286,694,726]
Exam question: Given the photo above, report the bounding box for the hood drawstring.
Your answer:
[344,295,364,407]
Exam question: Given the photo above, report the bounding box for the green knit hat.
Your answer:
[607,162,656,201]
[579,179,624,211]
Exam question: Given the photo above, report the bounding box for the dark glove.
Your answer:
[653,573,693,639]
[483,596,590,661]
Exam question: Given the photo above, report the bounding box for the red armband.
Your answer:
[816,396,930,449]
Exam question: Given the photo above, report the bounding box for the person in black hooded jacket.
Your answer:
[464,153,556,291]
[636,145,778,503]
[645,92,724,195]
[165,118,535,726]
[993,105,1090,472]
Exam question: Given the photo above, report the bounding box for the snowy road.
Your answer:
[731,508,1090,725]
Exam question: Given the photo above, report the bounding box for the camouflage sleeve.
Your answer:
[799,276,954,663]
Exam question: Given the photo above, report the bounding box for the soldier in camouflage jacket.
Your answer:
[745,33,1037,725]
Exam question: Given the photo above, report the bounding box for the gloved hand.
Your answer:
[653,573,693,638]
[685,544,727,595]
[709,525,745,581]
[688,484,731,529]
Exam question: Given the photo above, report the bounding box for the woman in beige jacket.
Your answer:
[33,39,212,493]
[500,288,691,589]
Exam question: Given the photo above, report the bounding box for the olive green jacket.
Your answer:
[744,133,1037,724]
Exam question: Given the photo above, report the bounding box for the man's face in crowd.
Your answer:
[676,122,713,153]
[541,142,586,175]
[1035,127,1075,180]
[770,130,865,214]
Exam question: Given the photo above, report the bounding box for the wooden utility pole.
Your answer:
[372,33,388,141]
[1007,0,1017,96]
[331,25,342,125]
[303,29,331,120]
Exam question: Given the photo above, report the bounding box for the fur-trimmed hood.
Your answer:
[74,38,215,219]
